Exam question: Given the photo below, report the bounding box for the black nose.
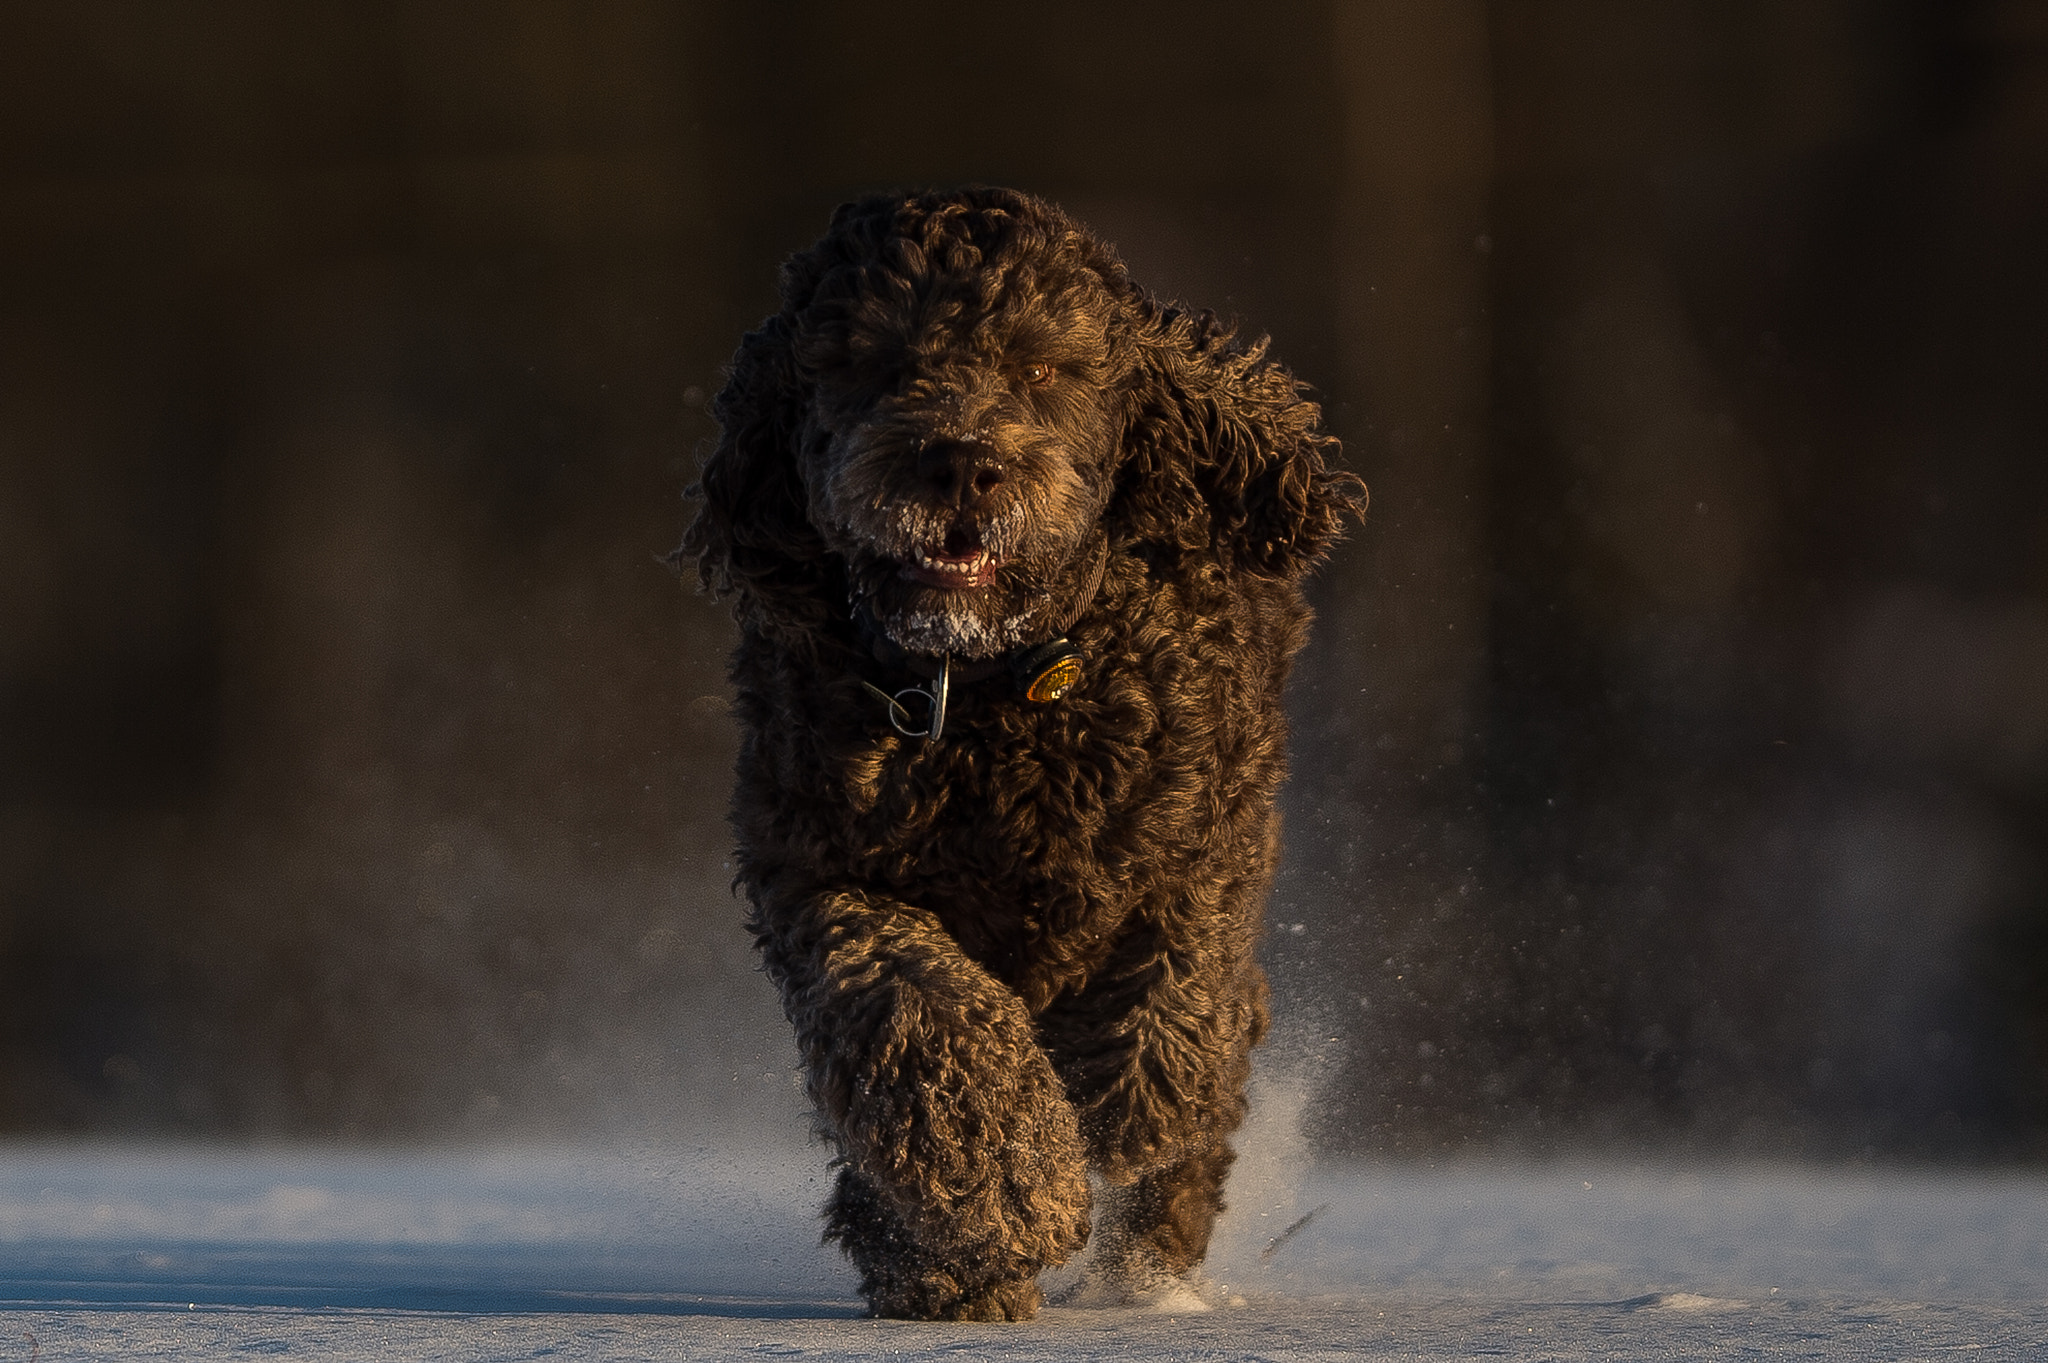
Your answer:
[916,439,1005,507]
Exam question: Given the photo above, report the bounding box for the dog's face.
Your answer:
[683,189,1360,654]
[787,204,1128,659]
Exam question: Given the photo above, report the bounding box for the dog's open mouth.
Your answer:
[900,525,1001,590]
[897,521,999,585]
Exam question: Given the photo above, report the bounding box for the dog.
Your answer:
[678,186,1362,1319]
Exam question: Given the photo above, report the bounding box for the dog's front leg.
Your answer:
[1042,923,1271,1300]
[1048,931,1268,1184]
[752,884,1091,1320]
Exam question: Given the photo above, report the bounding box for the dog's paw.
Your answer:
[944,1276,1045,1322]
[1048,1266,1214,1314]
[865,1269,1044,1322]
[829,968,1092,1264]
[881,1084,1091,1277]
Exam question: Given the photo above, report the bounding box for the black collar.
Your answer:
[854,537,1107,740]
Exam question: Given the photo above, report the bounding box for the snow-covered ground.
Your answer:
[3,1136,2044,1360]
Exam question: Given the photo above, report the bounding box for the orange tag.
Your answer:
[1025,656,1083,703]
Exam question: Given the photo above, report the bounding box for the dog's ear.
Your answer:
[1112,304,1365,578]
[672,316,834,633]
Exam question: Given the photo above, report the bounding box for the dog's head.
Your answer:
[682,187,1361,657]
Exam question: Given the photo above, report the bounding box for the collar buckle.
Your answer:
[862,655,950,740]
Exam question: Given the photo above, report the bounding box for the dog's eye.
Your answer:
[1021,362,1055,386]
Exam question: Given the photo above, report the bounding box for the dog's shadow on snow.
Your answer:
[0,1245,865,1320]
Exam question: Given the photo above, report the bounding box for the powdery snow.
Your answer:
[3,1140,2044,1360]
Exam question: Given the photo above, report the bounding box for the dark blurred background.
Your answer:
[2,2,2043,1158]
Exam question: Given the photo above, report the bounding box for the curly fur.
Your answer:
[679,187,1363,1320]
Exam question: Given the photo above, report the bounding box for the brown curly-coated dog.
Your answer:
[678,187,1362,1320]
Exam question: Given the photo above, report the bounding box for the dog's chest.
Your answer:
[821,680,1166,984]
[838,697,1137,880]
[735,574,1289,998]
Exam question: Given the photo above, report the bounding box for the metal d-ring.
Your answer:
[863,654,951,741]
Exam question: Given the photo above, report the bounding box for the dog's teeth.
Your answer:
[907,547,993,578]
